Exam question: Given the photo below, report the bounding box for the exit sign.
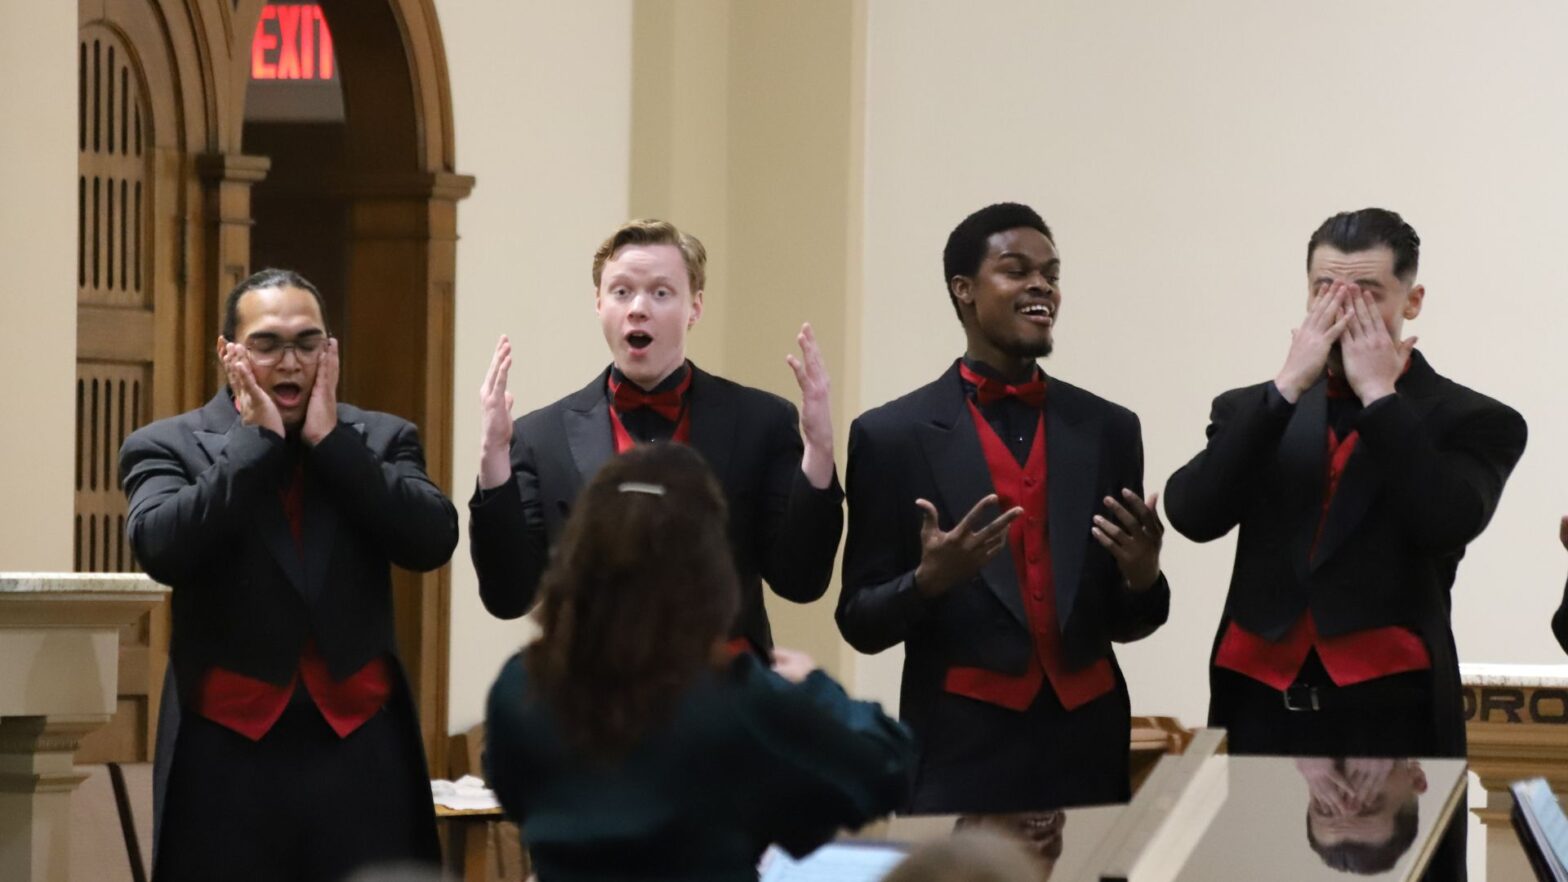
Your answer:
[252,4,336,81]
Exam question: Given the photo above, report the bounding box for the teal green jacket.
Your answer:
[485,652,914,881]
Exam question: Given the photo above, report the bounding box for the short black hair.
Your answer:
[942,202,1053,321]
[1305,800,1419,875]
[1307,208,1421,282]
[221,268,327,341]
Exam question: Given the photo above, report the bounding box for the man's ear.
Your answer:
[950,276,974,310]
[688,289,704,329]
[1403,284,1425,320]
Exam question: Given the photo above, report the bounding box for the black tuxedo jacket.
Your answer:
[468,363,844,652]
[1164,351,1526,755]
[838,362,1170,748]
[1552,578,1568,656]
[121,390,458,841]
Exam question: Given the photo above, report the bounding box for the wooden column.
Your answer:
[340,171,474,776]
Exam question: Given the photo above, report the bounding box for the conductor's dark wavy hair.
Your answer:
[527,443,739,760]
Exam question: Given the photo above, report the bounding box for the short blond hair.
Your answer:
[591,219,707,293]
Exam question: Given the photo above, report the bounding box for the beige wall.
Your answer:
[625,0,864,676]
[439,0,634,733]
[856,0,1568,726]
[0,5,78,572]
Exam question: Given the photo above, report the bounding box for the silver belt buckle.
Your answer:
[1283,684,1320,712]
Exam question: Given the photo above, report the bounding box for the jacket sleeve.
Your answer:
[307,419,458,573]
[1164,383,1296,543]
[468,424,550,619]
[739,661,915,857]
[1105,414,1171,643]
[1554,574,1568,657]
[836,417,938,654]
[757,398,846,604]
[1353,393,1527,555]
[121,420,285,585]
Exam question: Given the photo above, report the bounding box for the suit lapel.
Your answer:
[299,417,365,601]
[1277,381,1327,582]
[915,365,1029,629]
[685,364,736,488]
[1311,352,1445,570]
[196,389,309,598]
[1045,381,1100,629]
[562,370,615,501]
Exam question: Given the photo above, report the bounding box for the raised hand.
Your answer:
[220,338,284,438]
[478,334,516,490]
[301,337,340,446]
[1340,288,1415,405]
[785,322,834,489]
[1275,282,1352,403]
[1092,489,1164,591]
[769,647,819,684]
[913,494,1024,598]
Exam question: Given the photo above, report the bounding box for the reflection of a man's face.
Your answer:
[955,811,1065,878]
[1304,760,1427,875]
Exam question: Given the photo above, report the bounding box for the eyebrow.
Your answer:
[246,328,325,342]
[997,252,1060,268]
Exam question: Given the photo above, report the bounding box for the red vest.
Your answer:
[942,402,1116,712]
[195,460,392,741]
[1215,425,1430,690]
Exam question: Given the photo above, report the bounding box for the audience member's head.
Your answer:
[527,442,739,759]
[883,828,1052,882]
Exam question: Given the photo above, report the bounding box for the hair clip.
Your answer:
[618,482,667,497]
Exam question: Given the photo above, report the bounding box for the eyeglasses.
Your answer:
[245,335,327,367]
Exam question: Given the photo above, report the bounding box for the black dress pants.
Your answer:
[909,674,1132,814]
[153,687,439,882]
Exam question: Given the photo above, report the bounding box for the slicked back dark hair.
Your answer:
[942,202,1053,321]
[1307,208,1421,282]
[221,268,327,341]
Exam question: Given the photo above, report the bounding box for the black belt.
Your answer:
[1281,680,1430,713]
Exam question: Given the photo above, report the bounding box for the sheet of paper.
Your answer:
[430,775,501,811]
[757,843,908,882]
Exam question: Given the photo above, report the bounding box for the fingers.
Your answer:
[800,322,828,382]
[953,494,1002,535]
[1102,494,1142,534]
[1118,489,1166,535]
[784,353,808,390]
[971,506,1025,544]
[915,498,941,537]
[483,335,511,396]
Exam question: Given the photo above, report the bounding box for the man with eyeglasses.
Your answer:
[119,268,457,881]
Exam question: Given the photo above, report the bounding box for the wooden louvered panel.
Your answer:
[78,29,147,311]
[73,363,149,573]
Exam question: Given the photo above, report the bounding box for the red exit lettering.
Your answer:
[252,5,336,81]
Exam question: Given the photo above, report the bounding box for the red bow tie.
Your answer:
[959,362,1046,408]
[610,371,691,421]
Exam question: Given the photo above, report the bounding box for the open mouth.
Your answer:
[1017,301,1055,326]
[625,331,653,351]
[272,382,303,407]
